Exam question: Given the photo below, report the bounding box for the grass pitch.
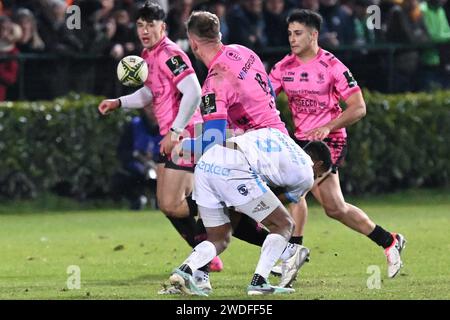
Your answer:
[0,189,449,300]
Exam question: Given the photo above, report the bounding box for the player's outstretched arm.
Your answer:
[98,86,153,115]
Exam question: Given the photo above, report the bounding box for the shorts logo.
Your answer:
[166,55,189,76]
[200,93,217,115]
[252,201,270,213]
[237,184,248,196]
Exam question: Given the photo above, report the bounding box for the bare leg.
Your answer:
[313,172,375,235]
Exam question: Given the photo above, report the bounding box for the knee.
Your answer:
[210,232,231,255]
[158,197,182,218]
[324,204,348,220]
[285,216,295,237]
[277,214,295,239]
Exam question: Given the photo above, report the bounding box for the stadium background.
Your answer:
[0,0,449,300]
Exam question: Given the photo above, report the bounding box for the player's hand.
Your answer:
[159,131,180,157]
[98,99,120,115]
[304,126,331,141]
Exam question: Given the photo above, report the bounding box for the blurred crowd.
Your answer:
[0,0,449,100]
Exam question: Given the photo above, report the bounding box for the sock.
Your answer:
[166,216,198,248]
[250,273,267,286]
[186,195,198,217]
[182,241,217,272]
[194,219,210,271]
[254,233,288,279]
[194,218,207,244]
[279,242,297,261]
[289,236,303,245]
[179,264,193,275]
[198,264,209,272]
[232,214,269,246]
[367,225,394,249]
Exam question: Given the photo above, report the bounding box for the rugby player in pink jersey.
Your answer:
[97,2,272,295]
[97,1,224,290]
[186,11,287,137]
[269,9,406,286]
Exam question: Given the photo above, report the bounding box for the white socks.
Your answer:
[254,233,288,279]
[182,241,217,272]
[279,243,298,261]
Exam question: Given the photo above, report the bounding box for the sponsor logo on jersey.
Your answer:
[319,60,329,68]
[343,71,357,88]
[197,160,230,176]
[300,72,309,82]
[166,55,189,76]
[237,184,249,196]
[283,76,294,82]
[238,55,255,80]
[226,50,242,61]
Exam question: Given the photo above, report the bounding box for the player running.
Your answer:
[269,9,406,286]
[168,128,333,296]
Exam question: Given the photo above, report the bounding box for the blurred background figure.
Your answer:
[264,0,290,47]
[351,0,377,46]
[419,0,450,89]
[112,107,162,211]
[319,0,355,47]
[227,0,268,50]
[0,15,20,101]
[385,0,430,91]
[208,0,229,43]
[167,0,194,51]
[14,8,45,53]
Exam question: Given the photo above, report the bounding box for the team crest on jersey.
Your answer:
[237,184,249,196]
[343,71,357,88]
[317,72,325,84]
[166,55,188,76]
[200,93,217,115]
[225,50,242,61]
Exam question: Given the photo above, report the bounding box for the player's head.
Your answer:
[186,11,221,58]
[136,1,166,49]
[286,9,322,56]
[303,140,332,182]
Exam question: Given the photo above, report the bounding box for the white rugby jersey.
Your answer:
[228,128,314,202]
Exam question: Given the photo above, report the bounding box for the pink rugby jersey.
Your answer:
[142,36,203,135]
[269,48,361,140]
[200,44,288,135]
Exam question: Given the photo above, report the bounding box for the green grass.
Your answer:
[0,189,449,300]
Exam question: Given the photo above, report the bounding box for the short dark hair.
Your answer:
[303,141,332,172]
[287,9,322,32]
[186,11,221,41]
[137,1,166,22]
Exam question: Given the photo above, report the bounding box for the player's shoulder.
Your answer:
[161,39,188,58]
[271,53,297,73]
[319,48,347,70]
[222,44,262,65]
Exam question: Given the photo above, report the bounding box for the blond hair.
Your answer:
[186,11,221,42]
